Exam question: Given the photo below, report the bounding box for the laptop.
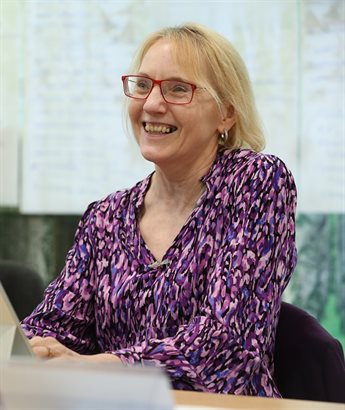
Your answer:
[0,282,173,409]
[0,282,35,360]
[1,359,173,410]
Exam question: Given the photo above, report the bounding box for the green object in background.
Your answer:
[322,293,345,349]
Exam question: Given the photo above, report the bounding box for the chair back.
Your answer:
[0,260,45,320]
[274,301,345,403]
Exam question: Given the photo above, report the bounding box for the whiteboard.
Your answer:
[1,0,344,214]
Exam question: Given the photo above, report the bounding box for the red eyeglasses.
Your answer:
[122,75,198,105]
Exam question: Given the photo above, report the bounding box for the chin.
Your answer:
[139,145,171,165]
[139,146,162,163]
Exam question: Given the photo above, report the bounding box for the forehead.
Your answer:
[139,40,177,72]
[139,39,209,84]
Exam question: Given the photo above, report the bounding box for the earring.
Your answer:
[220,129,228,144]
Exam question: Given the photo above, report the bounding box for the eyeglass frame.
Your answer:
[121,75,198,105]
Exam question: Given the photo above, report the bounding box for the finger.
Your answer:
[30,336,63,353]
[29,335,55,346]
[31,345,50,359]
[46,344,68,358]
[29,336,46,348]
[30,338,62,359]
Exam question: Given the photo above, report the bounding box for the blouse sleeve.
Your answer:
[21,202,100,354]
[112,156,297,397]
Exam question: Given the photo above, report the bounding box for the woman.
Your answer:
[22,23,297,397]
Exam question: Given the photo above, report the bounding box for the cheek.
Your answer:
[128,101,141,126]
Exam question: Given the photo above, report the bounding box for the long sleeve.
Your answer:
[111,155,297,396]
[21,150,297,397]
[21,202,100,354]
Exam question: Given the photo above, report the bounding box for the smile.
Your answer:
[143,122,177,134]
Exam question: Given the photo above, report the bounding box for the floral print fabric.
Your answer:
[22,148,297,397]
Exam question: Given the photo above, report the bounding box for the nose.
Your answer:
[143,84,167,113]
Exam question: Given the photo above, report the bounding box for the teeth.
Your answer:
[144,123,172,134]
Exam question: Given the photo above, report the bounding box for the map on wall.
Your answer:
[1,0,344,214]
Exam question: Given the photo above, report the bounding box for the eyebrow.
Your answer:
[136,73,192,83]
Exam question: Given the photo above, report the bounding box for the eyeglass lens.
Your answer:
[124,76,194,104]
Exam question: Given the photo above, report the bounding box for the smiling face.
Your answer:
[128,39,234,175]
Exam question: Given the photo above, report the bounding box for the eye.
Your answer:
[136,79,151,90]
[171,83,189,93]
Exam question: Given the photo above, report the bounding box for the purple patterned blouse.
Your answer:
[22,149,297,397]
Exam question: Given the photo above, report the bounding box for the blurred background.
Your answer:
[0,0,344,346]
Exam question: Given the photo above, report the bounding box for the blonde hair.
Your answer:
[129,23,265,152]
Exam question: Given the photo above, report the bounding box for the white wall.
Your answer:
[1,0,344,214]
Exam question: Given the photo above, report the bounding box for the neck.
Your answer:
[148,150,216,207]
[151,174,204,209]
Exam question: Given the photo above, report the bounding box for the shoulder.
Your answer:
[78,176,150,227]
[222,149,295,188]
[211,149,297,211]
[222,148,289,172]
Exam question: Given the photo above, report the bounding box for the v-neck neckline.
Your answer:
[127,149,231,267]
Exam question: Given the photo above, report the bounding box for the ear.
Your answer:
[217,104,236,134]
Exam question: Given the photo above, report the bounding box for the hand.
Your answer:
[30,336,77,360]
[29,336,122,364]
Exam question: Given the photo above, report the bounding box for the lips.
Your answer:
[143,122,177,134]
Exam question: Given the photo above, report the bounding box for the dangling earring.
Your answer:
[219,129,228,144]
